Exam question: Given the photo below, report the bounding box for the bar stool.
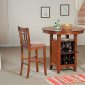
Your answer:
[18,26,47,78]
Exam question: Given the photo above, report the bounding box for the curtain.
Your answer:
[78,0,85,25]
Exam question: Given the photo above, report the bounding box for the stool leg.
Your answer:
[43,46,47,75]
[20,62,23,75]
[26,51,31,78]
[35,49,39,72]
[20,48,24,75]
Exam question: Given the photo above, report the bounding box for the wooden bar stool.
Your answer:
[18,27,47,78]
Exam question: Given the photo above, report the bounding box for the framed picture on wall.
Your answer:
[41,6,50,18]
[60,4,69,16]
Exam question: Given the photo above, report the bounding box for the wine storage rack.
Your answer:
[52,38,76,73]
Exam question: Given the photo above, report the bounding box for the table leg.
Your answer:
[57,35,61,73]
[74,34,77,72]
[50,34,53,69]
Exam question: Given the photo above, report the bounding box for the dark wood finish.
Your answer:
[74,34,77,72]
[50,34,53,69]
[57,35,61,73]
[18,27,47,78]
[42,26,84,35]
[42,26,84,73]
[52,39,75,73]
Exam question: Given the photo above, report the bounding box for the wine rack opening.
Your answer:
[61,40,75,65]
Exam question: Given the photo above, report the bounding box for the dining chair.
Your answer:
[18,26,47,78]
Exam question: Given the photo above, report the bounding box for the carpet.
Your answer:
[46,74,85,85]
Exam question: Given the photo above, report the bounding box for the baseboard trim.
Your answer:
[0,44,83,47]
[0,44,20,47]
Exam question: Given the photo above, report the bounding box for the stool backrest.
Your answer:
[18,26,31,50]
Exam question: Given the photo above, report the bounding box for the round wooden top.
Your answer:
[42,26,85,35]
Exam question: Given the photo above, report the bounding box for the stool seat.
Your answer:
[31,43,45,49]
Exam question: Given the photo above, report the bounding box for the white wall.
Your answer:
[8,0,75,46]
[0,0,9,46]
[0,0,84,46]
